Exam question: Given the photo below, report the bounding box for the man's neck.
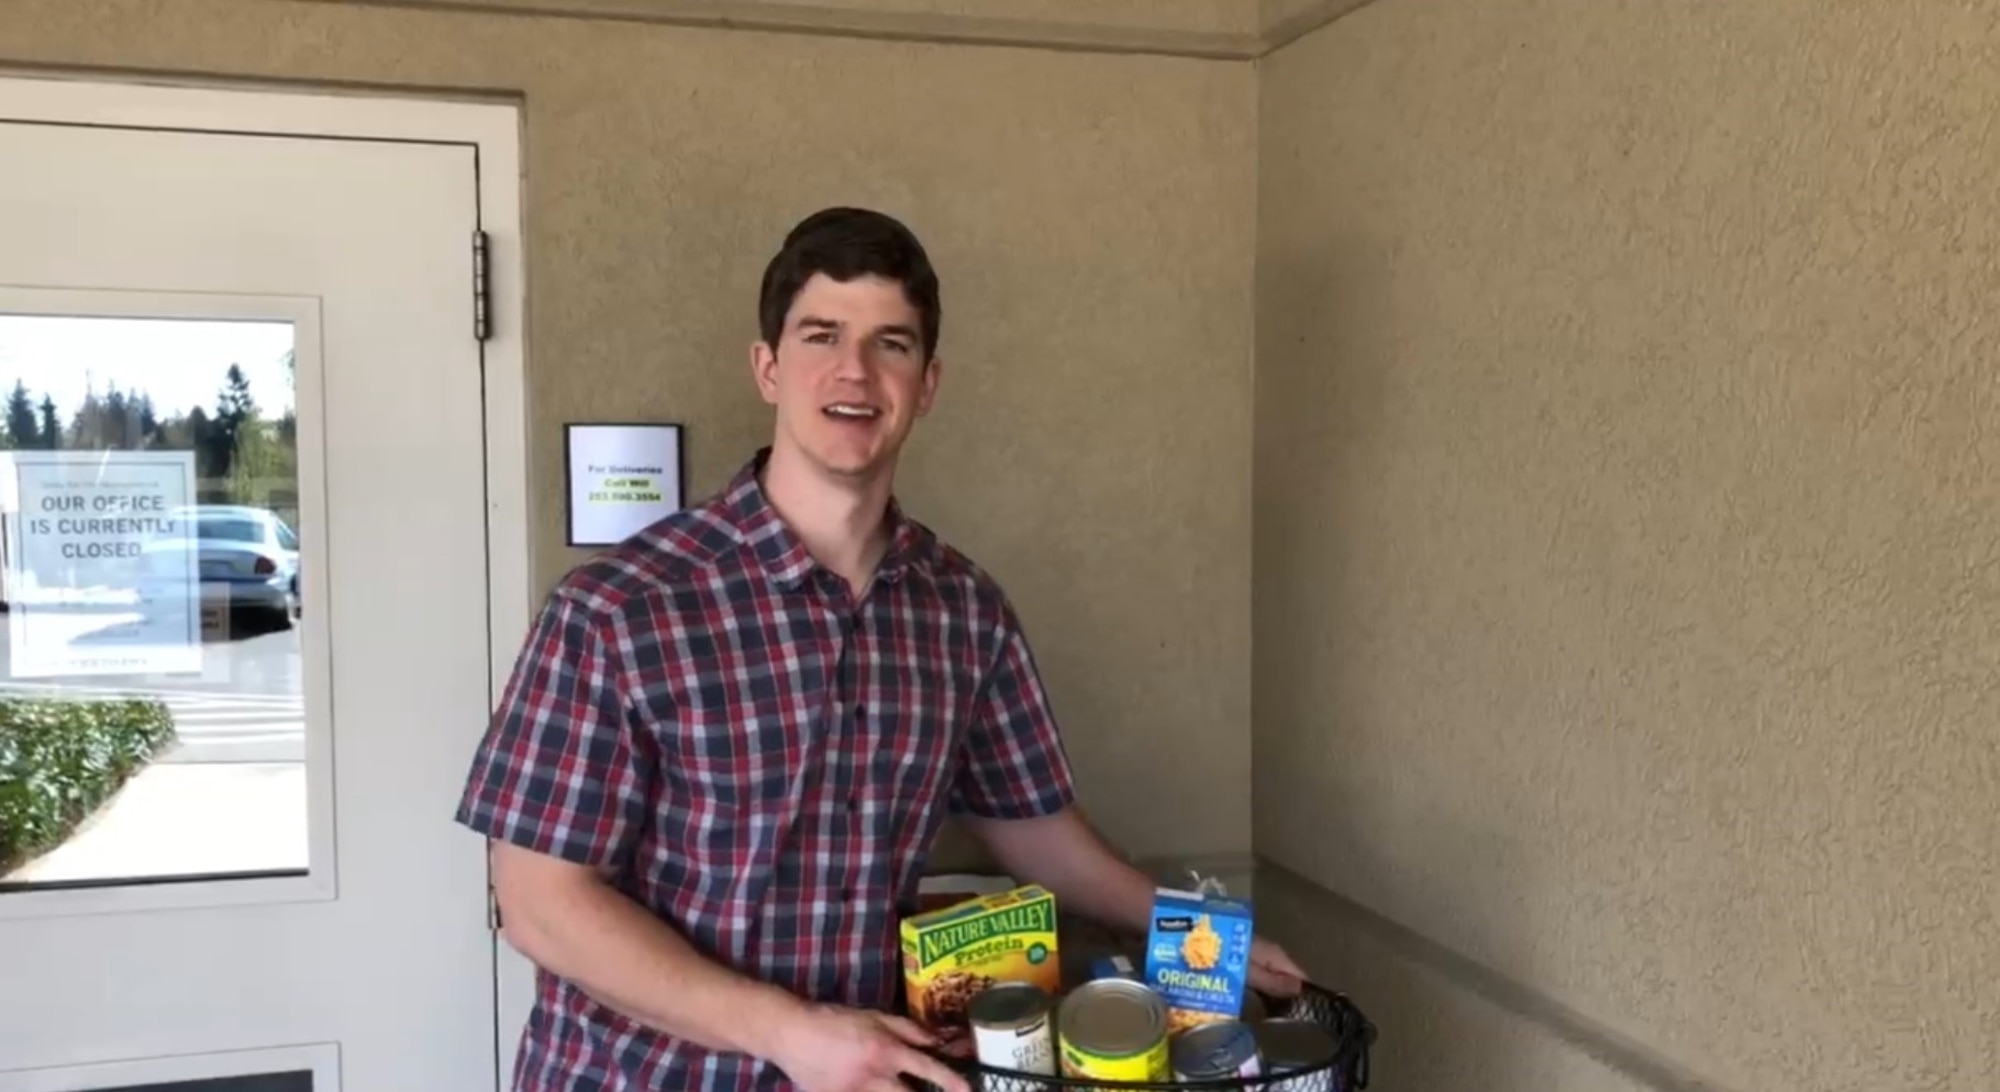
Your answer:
[760,445,895,597]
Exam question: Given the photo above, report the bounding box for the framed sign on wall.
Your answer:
[564,422,686,547]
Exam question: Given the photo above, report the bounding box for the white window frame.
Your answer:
[0,286,337,920]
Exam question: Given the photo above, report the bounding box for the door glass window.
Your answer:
[0,312,307,891]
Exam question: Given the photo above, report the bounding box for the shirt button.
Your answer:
[841,887,855,901]
[854,703,865,720]
[848,794,860,811]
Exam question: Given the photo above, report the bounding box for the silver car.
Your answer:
[141,504,301,632]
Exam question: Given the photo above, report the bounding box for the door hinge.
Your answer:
[488,886,504,931]
[472,228,492,342]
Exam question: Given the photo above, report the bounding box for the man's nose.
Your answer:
[831,341,870,379]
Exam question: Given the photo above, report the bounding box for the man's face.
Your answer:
[753,272,940,482]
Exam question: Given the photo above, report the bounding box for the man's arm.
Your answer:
[958,806,1153,934]
[493,844,966,1092]
[461,591,798,1053]
[948,592,1307,997]
[490,843,807,1057]
[945,595,1152,936]
[459,589,965,1092]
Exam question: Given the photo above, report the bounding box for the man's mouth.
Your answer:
[823,403,882,421]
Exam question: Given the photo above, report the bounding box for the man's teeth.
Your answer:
[824,404,880,419]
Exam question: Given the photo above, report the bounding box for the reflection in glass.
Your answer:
[0,314,305,890]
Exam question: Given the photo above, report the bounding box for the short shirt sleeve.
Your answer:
[454,589,649,869]
[949,596,1078,820]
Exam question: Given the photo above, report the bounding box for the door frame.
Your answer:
[0,69,531,1089]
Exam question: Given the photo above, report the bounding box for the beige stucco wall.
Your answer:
[0,0,1256,865]
[1259,0,1349,34]
[1256,2,1997,1090]
[748,0,1258,35]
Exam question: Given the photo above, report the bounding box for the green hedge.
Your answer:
[0,697,177,875]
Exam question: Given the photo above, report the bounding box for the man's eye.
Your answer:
[804,332,836,345]
[881,339,911,354]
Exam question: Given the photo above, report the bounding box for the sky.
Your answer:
[0,315,296,421]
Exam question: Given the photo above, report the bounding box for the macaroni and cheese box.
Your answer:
[1142,887,1254,1032]
[900,883,1060,1033]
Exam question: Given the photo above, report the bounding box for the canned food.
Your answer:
[1170,1018,1262,1082]
[1090,953,1139,981]
[1057,978,1170,1083]
[1253,1019,1339,1092]
[969,982,1056,1076]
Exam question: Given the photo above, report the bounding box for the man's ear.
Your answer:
[917,354,942,417]
[750,341,780,406]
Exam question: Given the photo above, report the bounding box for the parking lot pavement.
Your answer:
[0,620,310,885]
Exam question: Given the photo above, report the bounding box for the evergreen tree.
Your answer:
[209,366,255,457]
[277,350,298,446]
[3,381,37,450]
[135,393,159,447]
[66,386,101,449]
[189,406,226,483]
[36,395,59,450]
[102,384,137,449]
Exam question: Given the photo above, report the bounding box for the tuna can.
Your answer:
[1170,1019,1263,1082]
[968,982,1056,1076]
[1057,978,1170,1084]
[1253,1019,1339,1092]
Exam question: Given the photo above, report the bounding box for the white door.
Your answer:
[0,77,519,1091]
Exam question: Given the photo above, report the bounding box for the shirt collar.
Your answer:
[725,448,924,591]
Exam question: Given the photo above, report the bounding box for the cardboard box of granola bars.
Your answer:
[900,883,1060,1033]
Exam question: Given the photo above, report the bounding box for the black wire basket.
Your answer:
[932,980,1374,1092]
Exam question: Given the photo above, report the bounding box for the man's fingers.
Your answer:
[897,1045,970,1092]
[872,1012,940,1047]
[1252,937,1311,991]
[1261,963,1304,987]
[1254,953,1305,979]
[1250,963,1304,998]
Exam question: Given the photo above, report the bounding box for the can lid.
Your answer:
[1172,1020,1257,1072]
[969,982,1050,1027]
[1064,981,1164,1055]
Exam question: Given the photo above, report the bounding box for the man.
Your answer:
[456,207,1305,1092]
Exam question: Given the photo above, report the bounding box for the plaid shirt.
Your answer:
[456,449,1077,1092]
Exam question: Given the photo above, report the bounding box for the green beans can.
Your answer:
[969,982,1056,1076]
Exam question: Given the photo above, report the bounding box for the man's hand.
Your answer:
[770,1004,970,1092]
[1249,935,1308,998]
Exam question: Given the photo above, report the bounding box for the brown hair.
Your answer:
[758,206,942,361]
